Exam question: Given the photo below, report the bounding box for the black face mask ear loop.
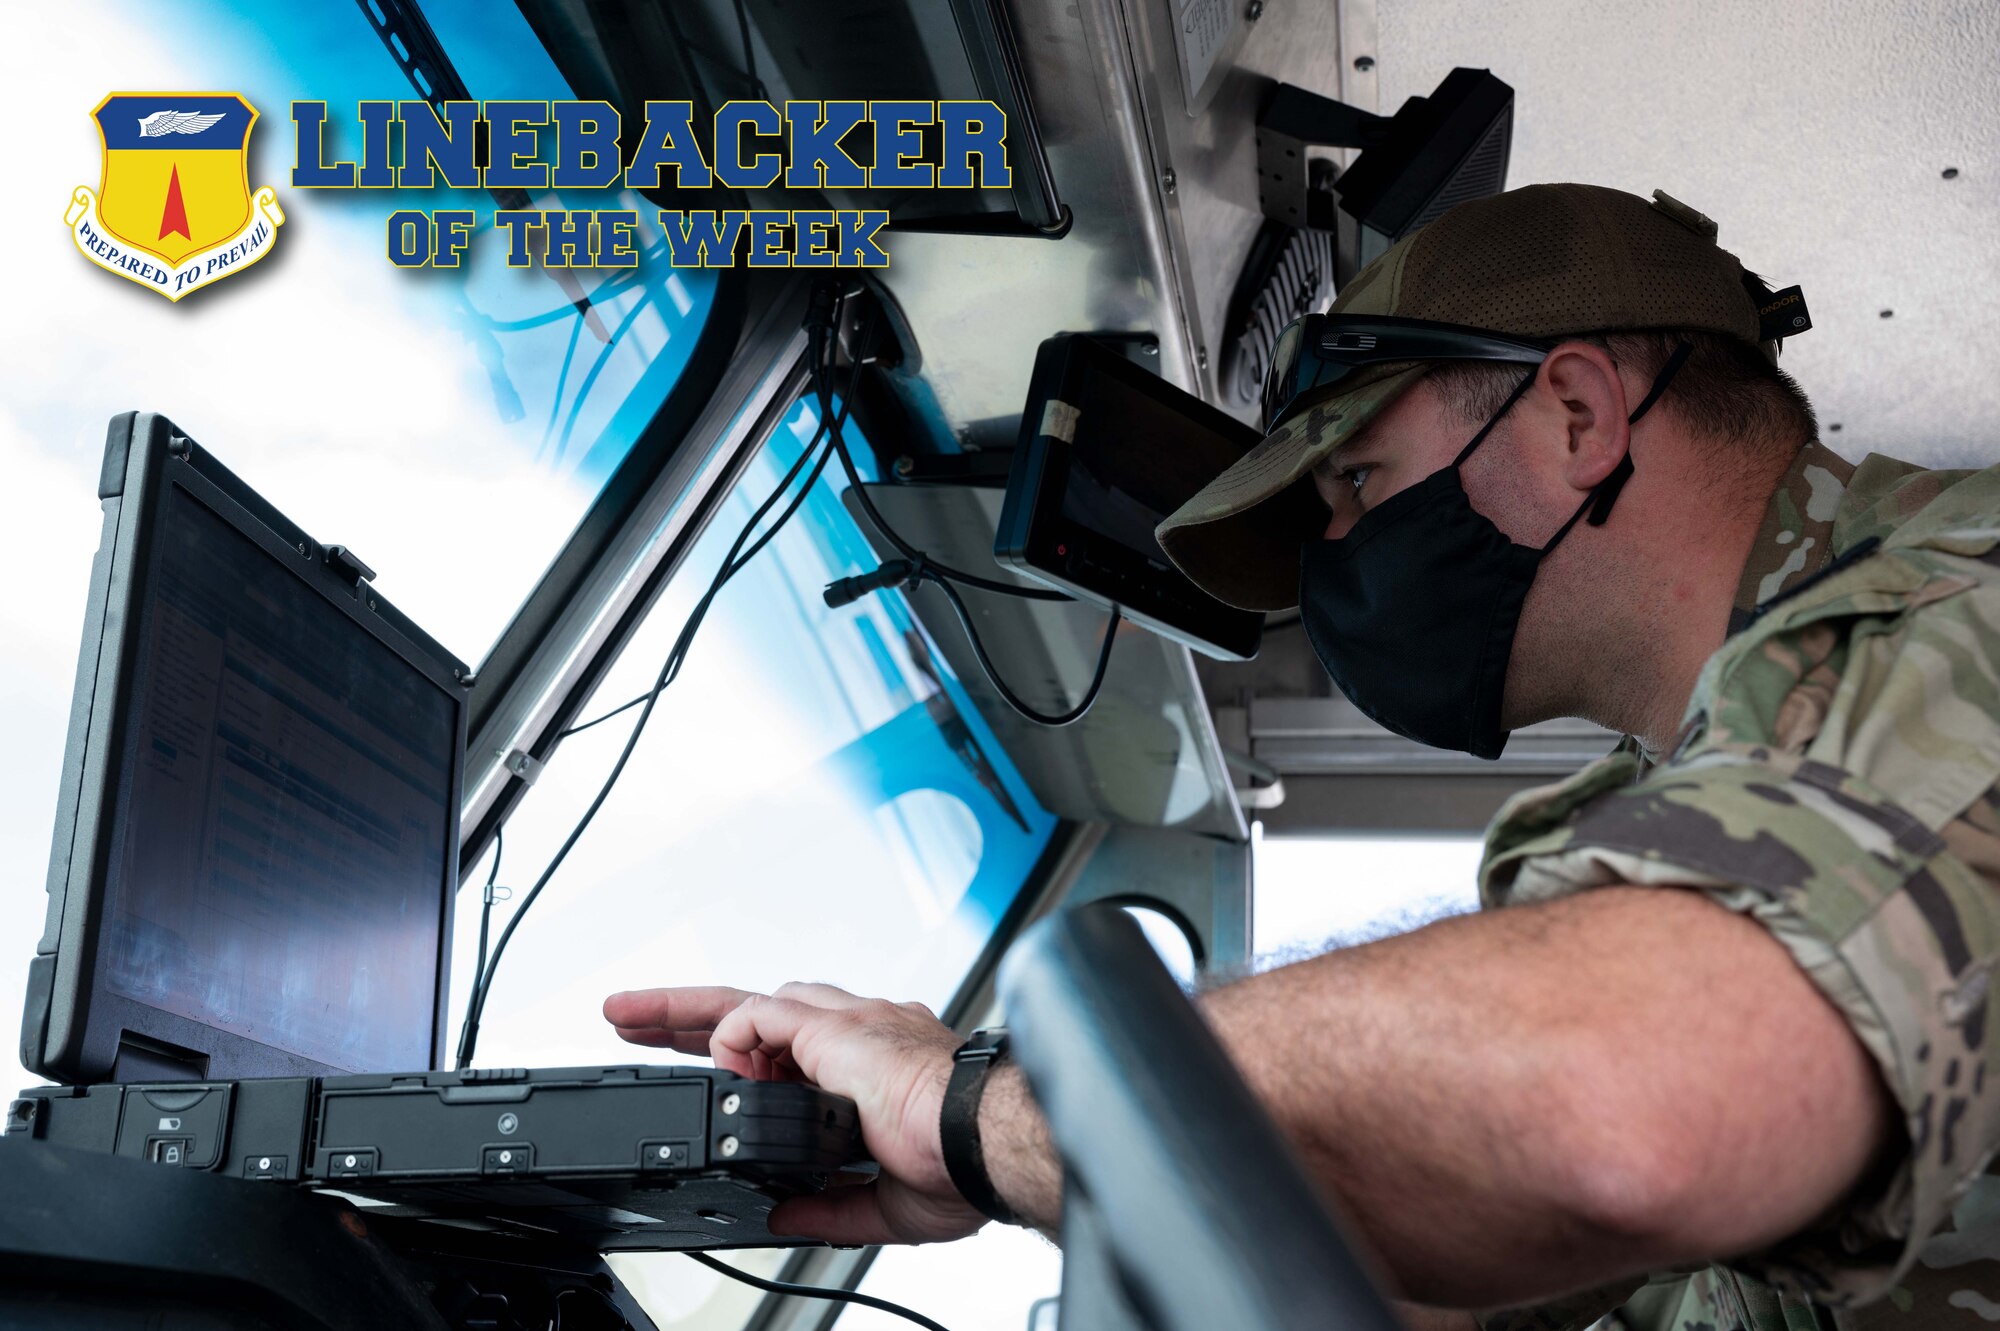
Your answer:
[1569,340,1695,534]
[1452,363,1544,470]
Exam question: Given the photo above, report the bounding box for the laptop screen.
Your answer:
[100,481,455,1072]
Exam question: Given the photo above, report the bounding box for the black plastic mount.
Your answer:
[882,331,1158,488]
[1334,69,1513,243]
[1256,83,1390,231]
[1256,69,1514,244]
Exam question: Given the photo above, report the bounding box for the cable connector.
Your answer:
[804,278,842,335]
[823,558,923,608]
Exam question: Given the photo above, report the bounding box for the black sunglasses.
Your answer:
[1262,314,1556,433]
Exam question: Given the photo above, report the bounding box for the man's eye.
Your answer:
[1345,465,1374,495]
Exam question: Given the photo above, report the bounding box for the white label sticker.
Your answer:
[1040,400,1080,444]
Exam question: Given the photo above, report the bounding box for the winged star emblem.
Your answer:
[137,109,226,137]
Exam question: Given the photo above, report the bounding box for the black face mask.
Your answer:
[1298,344,1691,759]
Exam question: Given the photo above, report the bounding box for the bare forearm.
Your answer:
[1216,887,1887,1304]
[985,886,1890,1308]
[978,1063,1061,1235]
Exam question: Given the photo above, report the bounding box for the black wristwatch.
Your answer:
[939,1027,1018,1225]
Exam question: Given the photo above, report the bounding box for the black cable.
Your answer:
[554,325,863,742]
[457,315,856,1067]
[457,439,827,1066]
[684,1251,955,1331]
[921,569,1120,726]
[798,285,1116,725]
[553,689,649,740]
[731,0,767,101]
[469,825,503,997]
[553,436,834,739]
[807,310,1070,604]
[574,287,1071,742]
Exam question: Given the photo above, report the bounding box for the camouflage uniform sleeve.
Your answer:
[1475,1278,1649,1331]
[1480,542,2000,1308]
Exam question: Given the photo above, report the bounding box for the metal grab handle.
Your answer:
[999,902,1402,1331]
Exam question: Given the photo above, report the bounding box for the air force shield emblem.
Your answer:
[67,93,284,301]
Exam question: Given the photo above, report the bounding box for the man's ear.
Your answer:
[1536,342,1631,491]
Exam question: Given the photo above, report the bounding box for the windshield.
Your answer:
[454,396,1059,1063]
[458,394,1062,1327]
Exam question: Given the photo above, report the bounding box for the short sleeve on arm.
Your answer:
[1475,1277,1648,1331]
[1481,562,2000,1307]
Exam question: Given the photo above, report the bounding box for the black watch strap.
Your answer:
[939,1027,1018,1225]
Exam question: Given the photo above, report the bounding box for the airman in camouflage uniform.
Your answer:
[1483,444,2000,1331]
[1151,183,2000,1331]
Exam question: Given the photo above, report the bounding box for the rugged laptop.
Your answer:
[7,412,862,1250]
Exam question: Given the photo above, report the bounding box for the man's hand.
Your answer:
[603,982,989,1245]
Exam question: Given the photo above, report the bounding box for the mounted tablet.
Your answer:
[996,335,1267,661]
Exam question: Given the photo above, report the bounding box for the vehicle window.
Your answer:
[848,1228,1062,1331]
[439,385,1062,1312]
[13,11,1061,1327]
[1252,826,1482,961]
[453,394,1060,1067]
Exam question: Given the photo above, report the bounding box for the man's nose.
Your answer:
[1323,508,1357,541]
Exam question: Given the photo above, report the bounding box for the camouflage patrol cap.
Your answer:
[1157,182,1769,611]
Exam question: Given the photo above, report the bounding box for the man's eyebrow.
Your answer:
[1320,429,1380,468]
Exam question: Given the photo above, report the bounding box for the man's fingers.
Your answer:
[771,981,868,1009]
[749,1048,807,1082]
[711,997,842,1087]
[623,988,982,1246]
[602,986,759,1032]
[611,1026,714,1055]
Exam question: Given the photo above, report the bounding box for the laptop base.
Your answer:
[9,1063,863,1253]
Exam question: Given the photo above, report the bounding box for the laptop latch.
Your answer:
[323,544,377,587]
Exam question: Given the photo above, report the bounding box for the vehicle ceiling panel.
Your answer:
[1374,0,2000,470]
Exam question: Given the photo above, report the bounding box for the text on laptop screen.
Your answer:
[102,483,453,1071]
